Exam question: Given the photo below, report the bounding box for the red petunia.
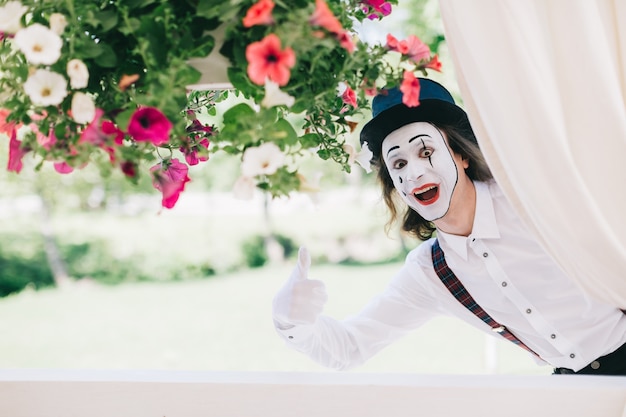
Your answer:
[128,107,173,146]
[310,0,343,34]
[425,55,442,72]
[400,71,420,107]
[246,34,296,86]
[386,33,407,54]
[341,85,358,108]
[337,30,355,53]
[150,158,191,209]
[0,109,16,136]
[120,161,138,179]
[243,0,275,27]
[386,34,431,64]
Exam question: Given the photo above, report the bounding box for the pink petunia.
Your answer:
[79,108,124,163]
[7,128,29,173]
[35,127,56,151]
[128,107,173,146]
[180,137,210,166]
[246,34,296,86]
[150,158,191,209]
[243,0,275,27]
[400,71,420,107]
[404,35,431,63]
[361,0,392,19]
[53,162,74,174]
[310,0,343,34]
[186,119,214,134]
[80,109,124,146]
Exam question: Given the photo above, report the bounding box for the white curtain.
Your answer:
[438,0,626,307]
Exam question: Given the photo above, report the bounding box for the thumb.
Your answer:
[293,246,311,281]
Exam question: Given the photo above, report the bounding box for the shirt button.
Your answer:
[501,282,508,287]
[288,336,293,339]
[525,308,532,314]
[483,252,489,258]
[550,334,556,339]
[570,353,576,359]
[591,361,600,370]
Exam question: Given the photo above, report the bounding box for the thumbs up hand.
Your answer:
[273,247,328,327]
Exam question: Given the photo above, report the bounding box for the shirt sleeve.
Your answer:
[274,249,441,370]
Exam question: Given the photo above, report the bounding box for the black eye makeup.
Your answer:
[420,138,434,168]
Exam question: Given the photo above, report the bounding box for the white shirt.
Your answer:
[275,181,626,371]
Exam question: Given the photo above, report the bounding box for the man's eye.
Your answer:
[420,148,433,158]
[393,160,406,169]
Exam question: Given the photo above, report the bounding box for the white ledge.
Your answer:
[0,370,625,417]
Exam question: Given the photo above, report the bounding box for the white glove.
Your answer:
[272,247,328,328]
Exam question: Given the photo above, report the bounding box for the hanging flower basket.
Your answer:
[0,0,441,208]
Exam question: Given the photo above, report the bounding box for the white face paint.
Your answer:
[382,122,458,221]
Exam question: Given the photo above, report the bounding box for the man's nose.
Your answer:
[406,161,427,182]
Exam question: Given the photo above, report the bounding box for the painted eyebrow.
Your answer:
[386,145,399,156]
[386,134,432,156]
[409,134,431,143]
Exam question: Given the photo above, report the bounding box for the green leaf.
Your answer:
[119,17,142,35]
[114,108,136,132]
[94,43,118,67]
[298,133,321,149]
[271,119,298,145]
[126,0,158,10]
[94,10,119,32]
[188,35,216,59]
[177,65,202,87]
[222,103,255,125]
[317,149,331,160]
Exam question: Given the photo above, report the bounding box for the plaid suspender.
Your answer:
[431,239,541,358]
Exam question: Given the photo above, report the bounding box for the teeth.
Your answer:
[415,185,436,195]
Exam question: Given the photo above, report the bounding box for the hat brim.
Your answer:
[360,99,473,160]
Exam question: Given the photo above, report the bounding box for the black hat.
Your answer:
[359,78,474,160]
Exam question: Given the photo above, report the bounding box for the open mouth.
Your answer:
[413,184,439,205]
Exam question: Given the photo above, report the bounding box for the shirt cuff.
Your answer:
[273,320,316,343]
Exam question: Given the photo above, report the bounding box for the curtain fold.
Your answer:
[438,0,626,307]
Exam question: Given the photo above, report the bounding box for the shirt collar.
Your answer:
[437,181,501,260]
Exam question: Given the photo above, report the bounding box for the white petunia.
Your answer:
[23,69,68,106]
[0,1,28,35]
[355,141,373,173]
[342,143,357,165]
[66,59,89,89]
[336,81,348,96]
[49,13,68,35]
[232,176,256,200]
[241,142,285,177]
[261,79,295,108]
[297,172,323,193]
[71,92,96,124]
[14,23,63,65]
